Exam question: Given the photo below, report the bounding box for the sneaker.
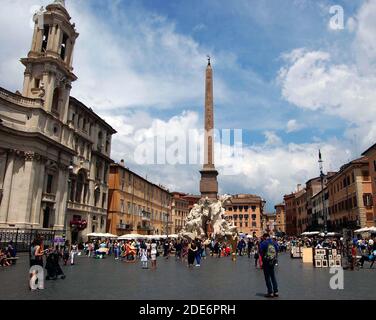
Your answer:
[195,264,200,267]
[274,292,279,297]
[264,293,274,298]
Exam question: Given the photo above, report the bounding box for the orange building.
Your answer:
[224,194,265,237]
[295,188,307,235]
[274,203,286,234]
[107,161,172,236]
[284,192,297,236]
[362,143,376,226]
[171,192,189,234]
[326,157,374,230]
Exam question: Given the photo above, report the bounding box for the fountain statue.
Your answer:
[179,195,239,260]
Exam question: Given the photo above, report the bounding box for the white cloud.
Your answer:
[104,109,351,207]
[263,131,282,146]
[286,119,304,133]
[0,0,231,111]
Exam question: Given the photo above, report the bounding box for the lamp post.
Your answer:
[318,150,327,234]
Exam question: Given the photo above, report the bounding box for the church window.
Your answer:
[41,25,50,52]
[60,33,68,60]
[51,88,60,114]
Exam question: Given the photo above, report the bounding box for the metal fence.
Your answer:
[0,228,63,253]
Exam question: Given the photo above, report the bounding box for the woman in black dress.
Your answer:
[188,242,197,268]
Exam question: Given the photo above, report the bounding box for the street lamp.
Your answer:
[318,150,327,234]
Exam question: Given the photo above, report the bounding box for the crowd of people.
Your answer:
[4,230,374,296]
[0,241,17,267]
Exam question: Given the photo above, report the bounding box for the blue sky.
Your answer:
[1,0,376,210]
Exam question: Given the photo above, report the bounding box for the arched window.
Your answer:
[51,88,60,114]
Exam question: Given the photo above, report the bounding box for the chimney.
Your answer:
[120,159,125,167]
[297,184,301,192]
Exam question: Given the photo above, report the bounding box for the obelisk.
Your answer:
[199,57,218,199]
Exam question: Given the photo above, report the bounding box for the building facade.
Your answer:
[0,1,116,243]
[362,143,376,225]
[284,193,297,236]
[171,192,189,234]
[326,157,373,230]
[107,162,172,236]
[274,203,286,234]
[295,188,307,235]
[224,194,265,237]
[311,187,329,229]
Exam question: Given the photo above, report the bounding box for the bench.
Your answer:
[6,257,19,265]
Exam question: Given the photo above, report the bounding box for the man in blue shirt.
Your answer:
[260,233,279,298]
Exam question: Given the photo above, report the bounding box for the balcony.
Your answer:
[141,210,151,221]
[117,223,133,231]
[137,224,153,231]
[67,201,106,215]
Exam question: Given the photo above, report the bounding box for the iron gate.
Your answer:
[0,228,64,252]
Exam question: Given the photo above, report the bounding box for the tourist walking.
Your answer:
[45,246,65,280]
[247,239,253,258]
[163,240,170,259]
[150,239,158,269]
[188,242,197,268]
[140,242,148,269]
[70,242,78,265]
[33,238,45,268]
[63,241,70,266]
[260,233,279,298]
[195,239,202,267]
[254,247,260,268]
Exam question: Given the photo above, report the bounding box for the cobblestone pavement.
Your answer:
[0,252,375,300]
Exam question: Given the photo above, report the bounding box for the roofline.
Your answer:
[110,163,171,194]
[362,142,376,156]
[69,97,117,134]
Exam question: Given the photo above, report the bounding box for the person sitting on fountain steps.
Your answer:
[260,233,279,298]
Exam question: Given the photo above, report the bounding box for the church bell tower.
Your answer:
[21,0,79,123]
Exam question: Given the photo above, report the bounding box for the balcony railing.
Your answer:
[117,224,133,230]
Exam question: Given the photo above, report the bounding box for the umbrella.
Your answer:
[102,233,118,238]
[87,232,103,237]
[118,233,143,240]
[354,227,370,233]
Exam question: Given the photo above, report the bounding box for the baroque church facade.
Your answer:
[0,0,116,242]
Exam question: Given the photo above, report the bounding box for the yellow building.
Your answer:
[274,203,286,233]
[327,157,374,230]
[224,194,265,237]
[107,161,172,236]
[362,143,376,226]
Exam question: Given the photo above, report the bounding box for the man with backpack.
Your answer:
[260,233,279,298]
